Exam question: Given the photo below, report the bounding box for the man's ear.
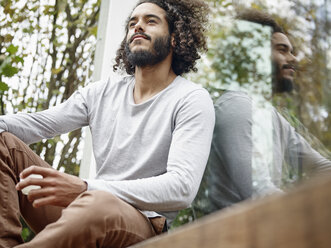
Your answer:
[171,33,175,47]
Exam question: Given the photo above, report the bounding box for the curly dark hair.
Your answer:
[236,9,284,34]
[113,0,209,76]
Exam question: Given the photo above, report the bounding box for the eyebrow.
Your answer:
[275,43,294,53]
[128,14,162,23]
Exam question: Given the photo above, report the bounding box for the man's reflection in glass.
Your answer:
[200,9,331,215]
[272,32,298,93]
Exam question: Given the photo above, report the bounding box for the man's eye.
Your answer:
[129,22,136,27]
[148,19,156,24]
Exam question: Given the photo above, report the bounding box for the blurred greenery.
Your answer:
[1,0,100,241]
[1,0,100,175]
[20,218,35,242]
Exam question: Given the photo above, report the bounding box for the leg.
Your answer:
[16,191,161,248]
[0,132,62,248]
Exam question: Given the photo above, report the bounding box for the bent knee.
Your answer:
[0,132,25,149]
[1,132,18,141]
[68,191,130,224]
[73,191,125,214]
[80,190,120,205]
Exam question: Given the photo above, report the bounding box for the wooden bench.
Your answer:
[131,174,331,248]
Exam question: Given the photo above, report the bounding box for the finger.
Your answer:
[16,176,59,190]
[32,195,58,208]
[16,177,44,190]
[27,187,57,202]
[20,166,57,179]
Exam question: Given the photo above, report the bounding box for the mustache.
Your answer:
[129,32,152,43]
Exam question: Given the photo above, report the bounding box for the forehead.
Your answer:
[272,32,293,49]
[131,2,166,19]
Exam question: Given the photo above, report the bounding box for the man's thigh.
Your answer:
[69,191,157,248]
[0,132,63,233]
[24,191,160,248]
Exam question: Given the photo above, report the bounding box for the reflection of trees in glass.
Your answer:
[194,0,331,152]
[208,20,272,100]
[174,0,331,228]
[297,5,329,158]
[193,0,331,153]
[1,0,100,240]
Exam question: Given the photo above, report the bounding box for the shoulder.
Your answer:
[167,76,214,123]
[271,108,297,140]
[78,75,133,98]
[215,90,252,107]
[170,76,212,105]
[214,90,252,117]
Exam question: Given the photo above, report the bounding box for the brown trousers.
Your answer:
[0,132,165,248]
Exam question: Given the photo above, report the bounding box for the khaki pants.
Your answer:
[0,132,165,248]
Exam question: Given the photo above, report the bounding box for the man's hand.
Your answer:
[16,166,87,208]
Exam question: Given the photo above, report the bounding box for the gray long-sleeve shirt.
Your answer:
[0,76,215,222]
[206,91,331,212]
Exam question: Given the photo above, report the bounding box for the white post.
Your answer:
[79,0,138,179]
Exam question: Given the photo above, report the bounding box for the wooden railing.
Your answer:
[131,174,331,248]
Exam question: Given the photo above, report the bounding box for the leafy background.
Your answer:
[1,0,100,241]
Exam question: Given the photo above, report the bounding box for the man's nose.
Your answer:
[134,21,144,33]
[288,53,298,64]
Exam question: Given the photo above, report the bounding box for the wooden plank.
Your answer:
[131,174,331,248]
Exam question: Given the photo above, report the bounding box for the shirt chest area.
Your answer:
[91,93,178,143]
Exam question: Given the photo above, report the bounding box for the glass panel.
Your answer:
[190,0,331,220]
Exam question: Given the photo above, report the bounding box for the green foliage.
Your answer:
[1,0,101,172]
[171,207,196,229]
[20,218,35,242]
[1,0,101,241]
[0,82,9,91]
[0,45,22,79]
[0,21,25,113]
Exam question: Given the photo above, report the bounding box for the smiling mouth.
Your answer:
[283,64,296,71]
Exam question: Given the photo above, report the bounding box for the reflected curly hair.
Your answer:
[236,9,284,34]
[113,0,209,76]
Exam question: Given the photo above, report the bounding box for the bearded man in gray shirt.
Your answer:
[0,1,215,247]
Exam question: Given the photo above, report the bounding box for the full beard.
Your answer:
[274,77,294,93]
[125,34,172,68]
[272,62,294,94]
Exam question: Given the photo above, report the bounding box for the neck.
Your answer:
[133,53,177,104]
